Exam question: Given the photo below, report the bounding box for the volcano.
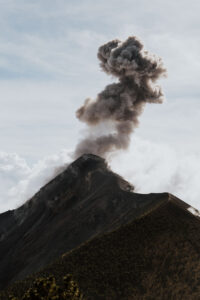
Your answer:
[0,154,165,289]
[0,154,200,299]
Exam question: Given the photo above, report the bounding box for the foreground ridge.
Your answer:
[1,190,200,299]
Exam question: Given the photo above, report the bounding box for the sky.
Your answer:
[1,0,200,212]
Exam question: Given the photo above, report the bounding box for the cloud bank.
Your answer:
[0,150,71,213]
[1,137,200,213]
[111,137,200,210]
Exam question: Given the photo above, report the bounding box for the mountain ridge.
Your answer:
[0,154,173,289]
[0,153,200,298]
[2,188,200,299]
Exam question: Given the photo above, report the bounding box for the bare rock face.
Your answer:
[0,154,169,289]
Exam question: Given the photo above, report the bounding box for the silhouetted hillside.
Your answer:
[0,154,164,289]
[1,194,200,299]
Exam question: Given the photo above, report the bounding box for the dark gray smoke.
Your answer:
[74,36,166,158]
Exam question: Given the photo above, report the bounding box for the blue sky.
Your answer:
[1,0,200,212]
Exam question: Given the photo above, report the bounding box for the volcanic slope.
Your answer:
[2,193,200,300]
[0,154,164,289]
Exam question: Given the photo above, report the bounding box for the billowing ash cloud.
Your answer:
[74,36,166,158]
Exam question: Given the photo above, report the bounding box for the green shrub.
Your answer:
[8,274,84,300]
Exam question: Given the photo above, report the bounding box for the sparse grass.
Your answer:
[6,274,84,300]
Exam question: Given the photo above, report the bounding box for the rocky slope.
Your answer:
[2,193,200,299]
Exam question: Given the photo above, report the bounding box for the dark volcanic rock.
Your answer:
[0,154,176,289]
[35,195,200,299]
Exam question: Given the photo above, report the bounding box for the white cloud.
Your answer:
[111,137,200,210]
[0,152,30,212]
[0,149,72,213]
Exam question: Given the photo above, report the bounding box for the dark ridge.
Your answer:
[2,194,200,299]
[0,211,17,242]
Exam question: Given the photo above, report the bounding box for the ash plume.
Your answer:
[74,36,166,158]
